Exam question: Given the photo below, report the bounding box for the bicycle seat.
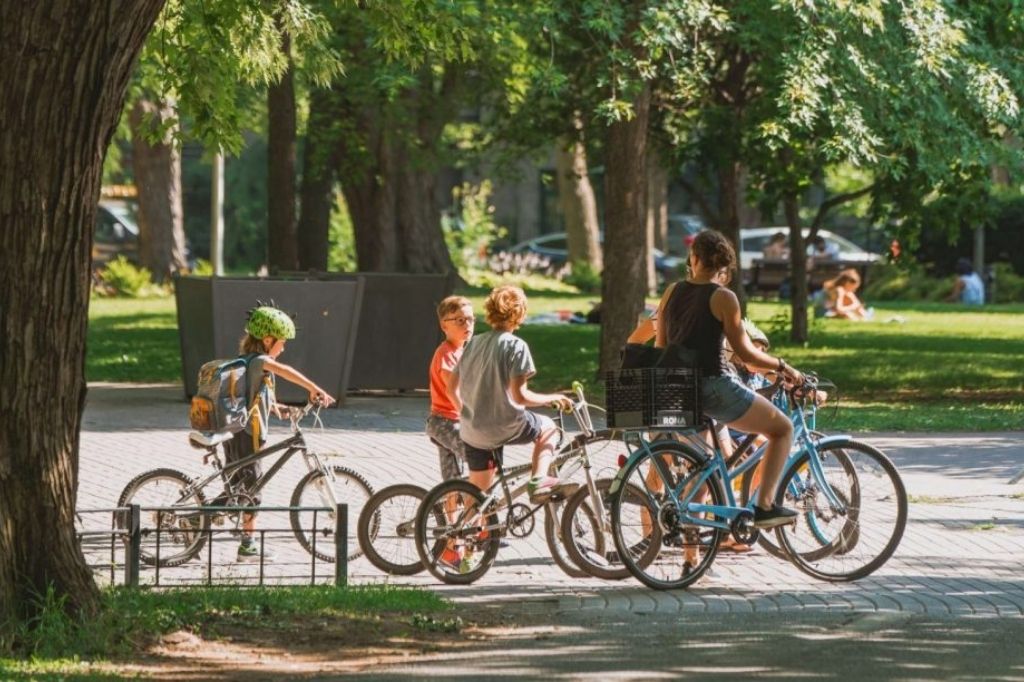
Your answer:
[188,430,234,449]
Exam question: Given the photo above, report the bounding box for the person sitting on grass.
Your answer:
[823,268,873,320]
[228,304,335,561]
[946,257,985,305]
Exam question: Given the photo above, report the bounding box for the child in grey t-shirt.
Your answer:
[450,286,571,500]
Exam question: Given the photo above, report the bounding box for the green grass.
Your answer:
[1,584,447,679]
[86,294,1024,431]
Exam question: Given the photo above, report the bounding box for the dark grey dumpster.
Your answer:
[276,271,456,391]
[175,276,364,403]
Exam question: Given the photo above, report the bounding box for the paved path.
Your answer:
[78,383,1024,620]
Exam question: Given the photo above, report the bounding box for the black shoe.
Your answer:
[753,504,798,529]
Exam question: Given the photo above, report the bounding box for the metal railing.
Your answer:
[76,504,349,588]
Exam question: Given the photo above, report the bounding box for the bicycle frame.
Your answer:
[180,409,333,512]
[609,387,850,535]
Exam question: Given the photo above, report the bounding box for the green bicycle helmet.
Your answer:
[246,305,296,340]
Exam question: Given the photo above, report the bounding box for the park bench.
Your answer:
[747,259,871,296]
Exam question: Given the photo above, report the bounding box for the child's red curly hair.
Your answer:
[484,285,528,329]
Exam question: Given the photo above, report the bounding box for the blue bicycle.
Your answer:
[607,375,907,590]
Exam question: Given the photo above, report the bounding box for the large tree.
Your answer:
[0,0,166,636]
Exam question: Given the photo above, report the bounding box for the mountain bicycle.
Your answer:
[608,374,907,589]
[115,401,373,567]
[412,382,648,584]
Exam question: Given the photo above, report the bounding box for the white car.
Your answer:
[739,227,880,271]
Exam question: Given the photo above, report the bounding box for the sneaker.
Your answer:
[438,546,463,571]
[752,504,798,529]
[527,476,563,503]
[236,539,274,562]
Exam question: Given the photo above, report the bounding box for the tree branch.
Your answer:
[678,176,721,227]
[808,183,876,239]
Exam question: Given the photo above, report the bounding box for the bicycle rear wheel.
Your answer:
[415,479,500,585]
[774,440,907,581]
[290,465,373,563]
[610,443,725,590]
[358,484,427,575]
[116,468,209,567]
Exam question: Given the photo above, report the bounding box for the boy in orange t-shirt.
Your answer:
[425,296,474,480]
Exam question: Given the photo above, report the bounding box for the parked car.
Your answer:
[665,213,706,256]
[508,232,684,282]
[739,227,880,271]
[93,199,140,266]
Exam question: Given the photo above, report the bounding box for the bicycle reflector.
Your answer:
[618,454,628,468]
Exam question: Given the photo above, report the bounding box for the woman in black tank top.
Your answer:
[652,230,805,529]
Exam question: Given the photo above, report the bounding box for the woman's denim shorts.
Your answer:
[701,374,757,424]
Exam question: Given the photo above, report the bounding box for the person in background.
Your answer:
[822,268,873,320]
[808,235,840,263]
[762,232,790,261]
[946,258,985,305]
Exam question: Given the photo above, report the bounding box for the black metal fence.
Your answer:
[76,504,349,588]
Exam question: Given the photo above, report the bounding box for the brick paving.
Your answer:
[78,383,1024,618]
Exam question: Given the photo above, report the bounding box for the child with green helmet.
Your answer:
[226,303,336,561]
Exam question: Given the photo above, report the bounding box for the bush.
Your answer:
[563,261,601,293]
[94,256,161,297]
[444,181,507,271]
[992,262,1024,303]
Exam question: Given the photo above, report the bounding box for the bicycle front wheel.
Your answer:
[358,484,427,575]
[775,439,907,581]
[611,443,725,590]
[415,479,500,585]
[116,468,209,567]
[544,496,591,579]
[562,478,657,580]
[290,465,373,563]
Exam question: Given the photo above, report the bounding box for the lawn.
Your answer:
[86,294,1023,431]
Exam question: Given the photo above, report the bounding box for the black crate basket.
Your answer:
[603,367,702,429]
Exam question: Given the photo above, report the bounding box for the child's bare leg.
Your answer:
[529,426,560,480]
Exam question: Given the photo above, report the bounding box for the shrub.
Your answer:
[991,263,1024,303]
[444,181,507,271]
[95,256,157,297]
[563,261,602,293]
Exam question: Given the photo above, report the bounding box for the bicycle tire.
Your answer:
[357,484,427,576]
[414,479,499,585]
[290,465,374,563]
[774,440,907,581]
[561,478,658,580]
[739,434,856,561]
[545,496,592,579]
[610,442,725,590]
[116,468,209,568]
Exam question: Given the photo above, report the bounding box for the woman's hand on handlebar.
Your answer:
[781,363,804,387]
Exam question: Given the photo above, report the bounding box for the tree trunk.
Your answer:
[599,84,651,373]
[297,88,341,271]
[396,151,455,273]
[267,27,298,272]
[555,126,601,271]
[783,191,809,343]
[646,148,668,292]
[129,97,188,283]
[0,0,165,636]
[717,162,747,314]
[647,150,668,251]
[341,103,399,272]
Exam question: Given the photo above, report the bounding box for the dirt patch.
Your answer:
[105,604,532,680]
